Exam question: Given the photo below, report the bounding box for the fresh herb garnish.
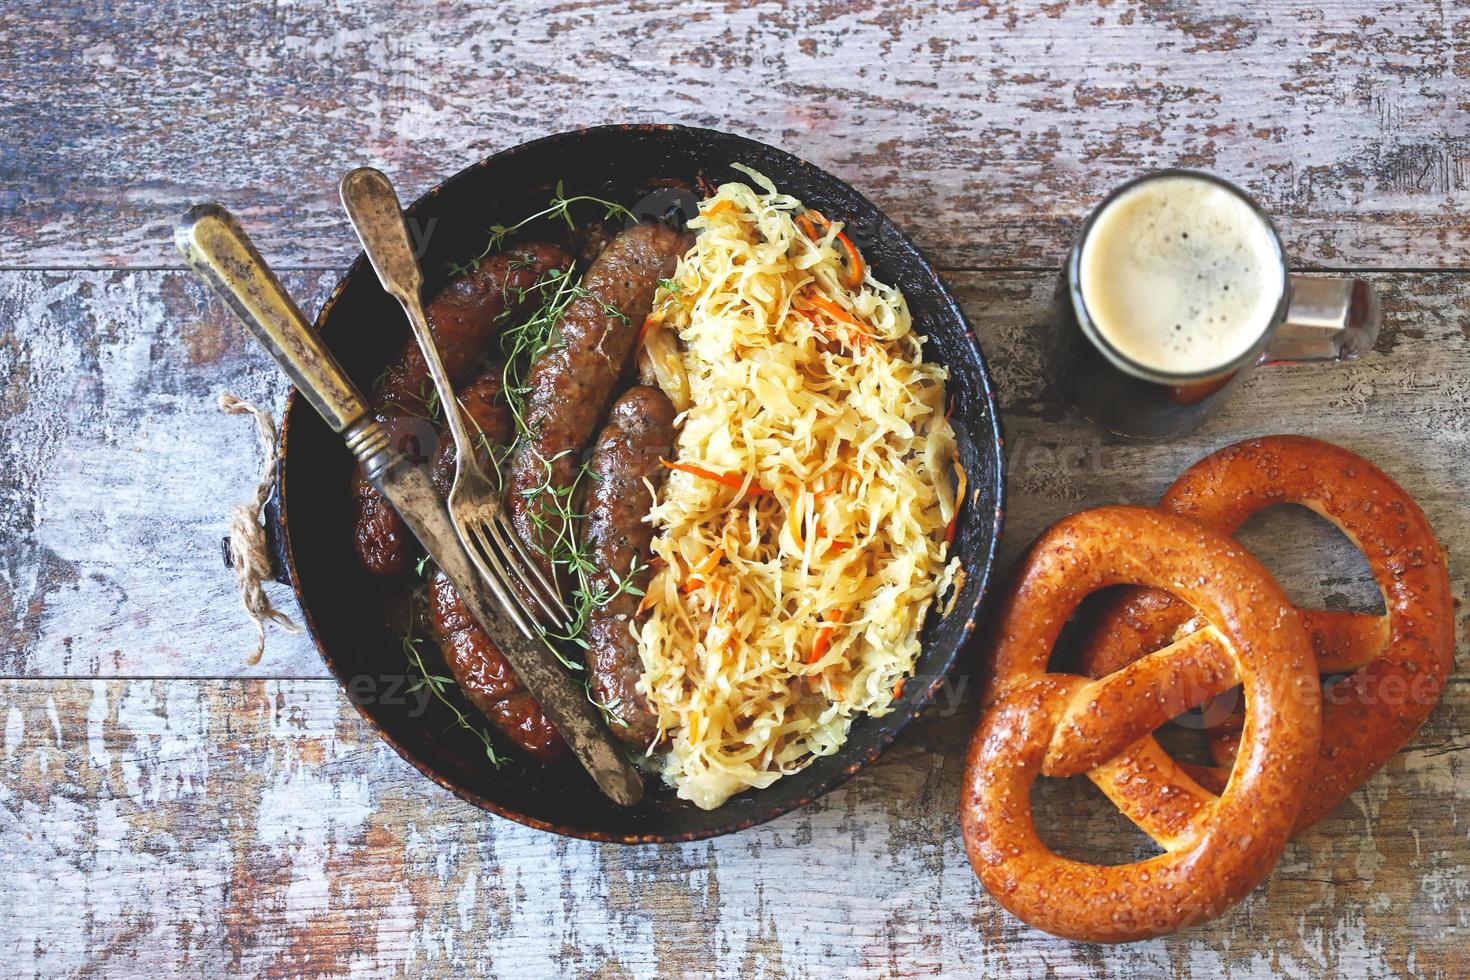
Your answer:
[449,182,636,276]
[382,378,443,425]
[587,679,629,729]
[491,262,652,668]
[400,588,506,769]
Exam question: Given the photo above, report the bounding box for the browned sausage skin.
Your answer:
[427,570,567,764]
[350,413,431,575]
[378,242,572,413]
[424,367,564,763]
[429,369,513,497]
[507,223,690,580]
[584,386,677,748]
[353,243,570,575]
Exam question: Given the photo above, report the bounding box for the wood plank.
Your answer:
[1,676,1464,977]
[2,1,1468,269]
[0,270,340,677]
[4,269,1466,678]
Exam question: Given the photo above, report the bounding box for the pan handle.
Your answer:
[220,459,292,586]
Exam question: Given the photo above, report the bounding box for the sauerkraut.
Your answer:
[636,166,961,809]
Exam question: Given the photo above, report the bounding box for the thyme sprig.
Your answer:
[449,182,636,276]
[382,378,442,424]
[400,588,506,769]
[491,262,651,678]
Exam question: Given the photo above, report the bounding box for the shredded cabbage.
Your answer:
[636,172,961,809]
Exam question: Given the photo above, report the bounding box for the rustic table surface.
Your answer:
[2,2,1467,977]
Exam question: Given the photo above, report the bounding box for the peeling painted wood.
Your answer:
[3,269,1466,678]
[1,0,1468,270]
[0,270,340,677]
[0,676,1464,977]
[4,1,1470,969]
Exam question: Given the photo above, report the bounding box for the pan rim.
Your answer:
[282,123,1006,843]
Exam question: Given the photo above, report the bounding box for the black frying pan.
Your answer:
[271,125,1006,842]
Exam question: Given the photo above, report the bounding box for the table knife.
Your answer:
[174,203,644,806]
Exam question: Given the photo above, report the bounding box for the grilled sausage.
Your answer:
[507,223,690,578]
[584,386,677,748]
[427,570,567,764]
[350,413,434,575]
[377,242,571,413]
[353,243,570,575]
[429,369,513,496]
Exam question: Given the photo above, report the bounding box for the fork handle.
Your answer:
[175,204,370,433]
[339,168,478,467]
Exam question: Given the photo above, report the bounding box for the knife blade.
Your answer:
[374,460,645,804]
[175,202,644,806]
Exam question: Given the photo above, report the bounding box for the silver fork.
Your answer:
[339,167,572,640]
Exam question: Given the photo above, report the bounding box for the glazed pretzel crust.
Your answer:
[1077,436,1455,830]
[961,506,1321,944]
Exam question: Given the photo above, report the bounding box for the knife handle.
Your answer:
[175,204,371,435]
[174,204,398,478]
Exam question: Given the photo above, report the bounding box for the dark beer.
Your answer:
[1047,171,1290,440]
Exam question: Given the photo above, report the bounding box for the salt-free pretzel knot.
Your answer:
[962,506,1321,944]
[1078,436,1455,831]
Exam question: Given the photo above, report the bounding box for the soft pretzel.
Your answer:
[1077,436,1455,829]
[962,506,1321,943]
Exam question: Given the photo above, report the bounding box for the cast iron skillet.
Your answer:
[274,124,1006,842]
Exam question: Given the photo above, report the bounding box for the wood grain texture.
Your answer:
[4,267,1464,975]
[1,0,1467,269]
[4,269,1466,678]
[4,1,1470,972]
[1,676,1465,978]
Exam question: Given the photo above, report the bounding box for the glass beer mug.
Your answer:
[1046,170,1380,440]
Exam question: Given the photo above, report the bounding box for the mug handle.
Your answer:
[1262,277,1381,363]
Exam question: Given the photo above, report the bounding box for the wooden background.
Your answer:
[2,1,1467,976]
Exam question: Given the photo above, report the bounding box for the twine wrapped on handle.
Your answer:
[218,392,300,664]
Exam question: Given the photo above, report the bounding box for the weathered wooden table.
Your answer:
[3,3,1466,976]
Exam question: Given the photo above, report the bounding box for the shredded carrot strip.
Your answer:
[808,625,834,665]
[702,199,735,217]
[946,455,968,547]
[795,307,843,349]
[660,458,766,495]
[800,296,869,351]
[833,233,865,289]
[893,677,906,699]
[682,547,726,594]
[636,312,661,348]
[807,292,865,330]
[698,547,726,575]
[806,609,845,665]
[827,540,851,554]
[796,209,866,289]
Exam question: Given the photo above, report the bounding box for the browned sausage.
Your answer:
[584,386,677,747]
[377,242,571,413]
[507,224,690,578]
[353,243,570,575]
[429,369,513,496]
[350,414,434,575]
[427,570,567,764]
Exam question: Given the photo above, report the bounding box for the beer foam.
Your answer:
[1079,175,1282,376]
